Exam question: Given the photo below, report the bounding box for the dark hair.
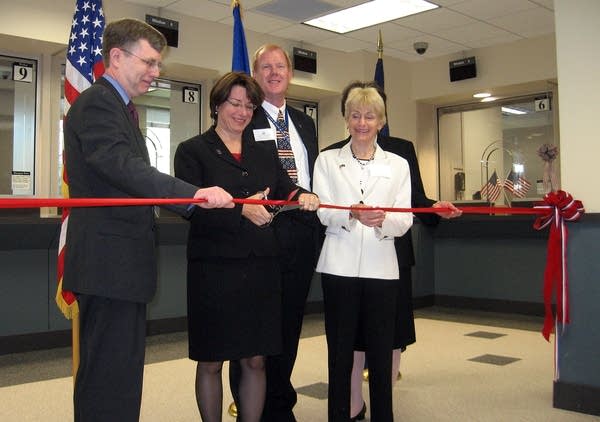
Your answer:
[209,72,264,122]
[340,80,387,116]
[102,19,167,67]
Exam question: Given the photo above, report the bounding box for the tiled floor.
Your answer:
[1,307,598,421]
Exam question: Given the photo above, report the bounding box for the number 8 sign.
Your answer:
[182,86,199,104]
[12,62,33,83]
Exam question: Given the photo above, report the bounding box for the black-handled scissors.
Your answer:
[259,190,301,227]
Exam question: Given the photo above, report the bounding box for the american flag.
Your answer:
[504,170,531,198]
[480,170,502,202]
[64,0,105,113]
[56,0,105,319]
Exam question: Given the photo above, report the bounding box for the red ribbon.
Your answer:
[0,196,549,215]
[533,190,584,341]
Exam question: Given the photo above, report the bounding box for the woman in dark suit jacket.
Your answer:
[174,72,318,422]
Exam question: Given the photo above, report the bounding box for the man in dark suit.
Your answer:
[229,44,320,422]
[327,81,461,419]
[63,18,232,421]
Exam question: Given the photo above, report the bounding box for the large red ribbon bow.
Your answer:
[533,190,584,341]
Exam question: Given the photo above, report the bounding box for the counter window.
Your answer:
[0,55,37,196]
[438,93,558,204]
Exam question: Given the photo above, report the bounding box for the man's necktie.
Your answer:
[275,109,298,183]
[127,101,157,216]
[127,101,139,127]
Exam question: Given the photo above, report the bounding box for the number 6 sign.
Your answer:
[12,62,33,83]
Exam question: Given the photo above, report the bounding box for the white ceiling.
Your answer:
[125,0,555,62]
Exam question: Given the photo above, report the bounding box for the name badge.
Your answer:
[253,128,276,142]
[369,163,391,178]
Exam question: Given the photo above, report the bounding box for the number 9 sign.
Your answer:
[13,62,33,83]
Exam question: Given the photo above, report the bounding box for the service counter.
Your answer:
[1,210,599,414]
[0,211,550,351]
[0,211,192,351]
[429,214,548,314]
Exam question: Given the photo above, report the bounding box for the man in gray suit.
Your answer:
[63,18,232,421]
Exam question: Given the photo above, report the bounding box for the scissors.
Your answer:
[259,190,301,227]
[269,203,302,218]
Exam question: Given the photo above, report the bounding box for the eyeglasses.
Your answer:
[119,48,163,71]
[226,98,257,112]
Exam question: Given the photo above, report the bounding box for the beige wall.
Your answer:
[0,0,566,204]
[410,34,557,102]
[555,0,600,212]
[410,33,557,198]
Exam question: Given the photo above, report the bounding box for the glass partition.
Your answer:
[438,93,557,204]
[0,55,37,196]
[134,79,201,176]
[57,77,201,194]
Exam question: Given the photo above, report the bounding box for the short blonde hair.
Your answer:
[252,44,292,73]
[344,87,387,126]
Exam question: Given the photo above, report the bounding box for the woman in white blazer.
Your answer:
[313,86,412,422]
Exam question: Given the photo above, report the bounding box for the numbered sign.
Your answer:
[12,62,33,83]
[182,86,199,104]
[534,98,550,112]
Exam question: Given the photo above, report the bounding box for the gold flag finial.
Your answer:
[231,0,242,18]
[377,30,383,59]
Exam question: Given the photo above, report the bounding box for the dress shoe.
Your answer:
[350,402,367,421]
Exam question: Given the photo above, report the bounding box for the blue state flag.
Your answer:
[232,0,250,74]
[374,54,389,136]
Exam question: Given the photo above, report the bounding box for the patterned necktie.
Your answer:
[275,109,298,183]
[127,101,139,127]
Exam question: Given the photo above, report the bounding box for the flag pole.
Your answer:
[374,29,389,136]
[72,317,80,381]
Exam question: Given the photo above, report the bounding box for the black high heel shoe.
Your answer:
[350,402,367,421]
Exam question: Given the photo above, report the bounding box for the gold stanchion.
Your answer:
[362,369,402,382]
[228,401,238,417]
[72,314,80,382]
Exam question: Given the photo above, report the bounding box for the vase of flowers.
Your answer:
[537,143,559,193]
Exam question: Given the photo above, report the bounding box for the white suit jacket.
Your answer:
[314,141,413,280]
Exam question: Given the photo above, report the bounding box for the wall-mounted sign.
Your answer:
[182,86,199,104]
[12,62,33,83]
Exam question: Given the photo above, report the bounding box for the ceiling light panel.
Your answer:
[304,0,439,34]
[501,106,527,115]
